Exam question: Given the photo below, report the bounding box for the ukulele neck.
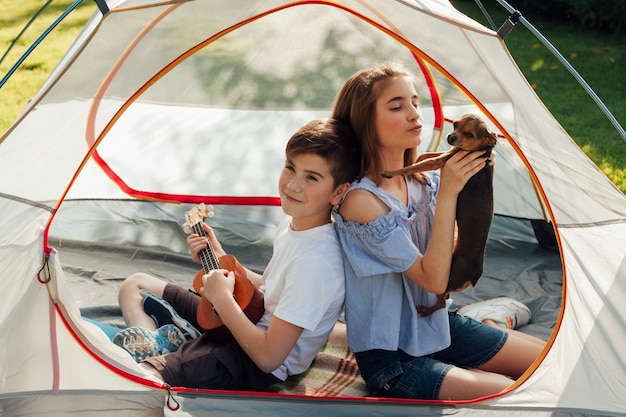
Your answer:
[192,222,221,273]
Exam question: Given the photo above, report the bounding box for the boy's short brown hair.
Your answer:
[286,118,360,187]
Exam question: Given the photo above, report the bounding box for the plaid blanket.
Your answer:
[271,321,369,397]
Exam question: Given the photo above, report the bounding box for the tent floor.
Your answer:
[50,201,562,395]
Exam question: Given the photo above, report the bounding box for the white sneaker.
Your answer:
[458,297,531,329]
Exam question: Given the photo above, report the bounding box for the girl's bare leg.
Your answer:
[438,320,546,400]
[482,319,546,347]
[438,367,513,400]
[476,319,545,380]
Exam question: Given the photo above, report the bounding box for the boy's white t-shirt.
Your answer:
[256,216,345,381]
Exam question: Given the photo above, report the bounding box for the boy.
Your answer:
[113,118,360,390]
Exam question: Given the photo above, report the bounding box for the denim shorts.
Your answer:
[355,311,508,400]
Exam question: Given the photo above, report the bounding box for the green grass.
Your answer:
[0,0,96,132]
[453,0,626,193]
[1,0,624,193]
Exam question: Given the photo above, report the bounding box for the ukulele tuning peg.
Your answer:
[197,202,214,219]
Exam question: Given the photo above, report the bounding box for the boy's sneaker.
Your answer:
[140,289,201,339]
[458,297,531,330]
[113,324,185,362]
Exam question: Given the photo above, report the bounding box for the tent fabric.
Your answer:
[52,202,562,410]
[1,0,625,415]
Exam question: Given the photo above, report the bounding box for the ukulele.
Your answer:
[183,203,264,342]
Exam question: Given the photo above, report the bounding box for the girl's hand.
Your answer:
[200,269,235,305]
[186,223,226,264]
[439,150,489,195]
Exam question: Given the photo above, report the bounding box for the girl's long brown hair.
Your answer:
[331,62,419,186]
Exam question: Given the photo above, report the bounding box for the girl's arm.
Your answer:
[337,188,389,224]
[187,223,263,289]
[338,150,489,294]
[201,270,302,373]
[404,150,489,293]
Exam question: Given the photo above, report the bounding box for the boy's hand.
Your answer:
[186,223,227,264]
[200,269,235,306]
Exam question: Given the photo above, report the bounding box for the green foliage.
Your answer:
[509,0,626,34]
[0,0,96,132]
[453,0,625,193]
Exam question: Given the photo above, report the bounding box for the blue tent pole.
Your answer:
[0,0,84,90]
[93,0,109,14]
[0,0,53,67]
[494,0,626,143]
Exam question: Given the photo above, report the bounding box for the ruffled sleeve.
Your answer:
[334,211,420,277]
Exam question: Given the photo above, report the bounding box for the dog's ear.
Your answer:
[474,121,489,140]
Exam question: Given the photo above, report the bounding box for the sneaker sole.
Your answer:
[113,324,186,362]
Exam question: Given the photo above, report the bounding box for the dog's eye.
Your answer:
[465,132,474,138]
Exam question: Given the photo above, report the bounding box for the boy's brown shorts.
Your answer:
[143,284,280,390]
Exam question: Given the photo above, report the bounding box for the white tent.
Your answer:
[0,0,625,415]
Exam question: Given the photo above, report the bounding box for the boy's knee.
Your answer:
[120,272,146,292]
[118,272,160,300]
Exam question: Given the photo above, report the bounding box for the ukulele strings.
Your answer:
[192,222,221,273]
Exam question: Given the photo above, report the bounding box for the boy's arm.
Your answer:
[202,270,303,373]
[243,269,263,289]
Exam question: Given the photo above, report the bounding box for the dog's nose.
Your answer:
[447,133,456,146]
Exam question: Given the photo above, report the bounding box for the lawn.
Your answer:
[0,0,96,130]
[453,0,625,193]
[1,0,624,193]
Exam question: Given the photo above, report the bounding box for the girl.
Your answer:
[331,62,545,401]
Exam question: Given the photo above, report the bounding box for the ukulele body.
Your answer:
[184,203,264,343]
[192,254,264,342]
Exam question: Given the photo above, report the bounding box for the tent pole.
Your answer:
[494,0,626,143]
[0,0,53,67]
[0,0,84,90]
[93,0,110,14]
[472,0,497,30]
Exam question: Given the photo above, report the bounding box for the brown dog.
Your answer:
[382,114,497,316]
